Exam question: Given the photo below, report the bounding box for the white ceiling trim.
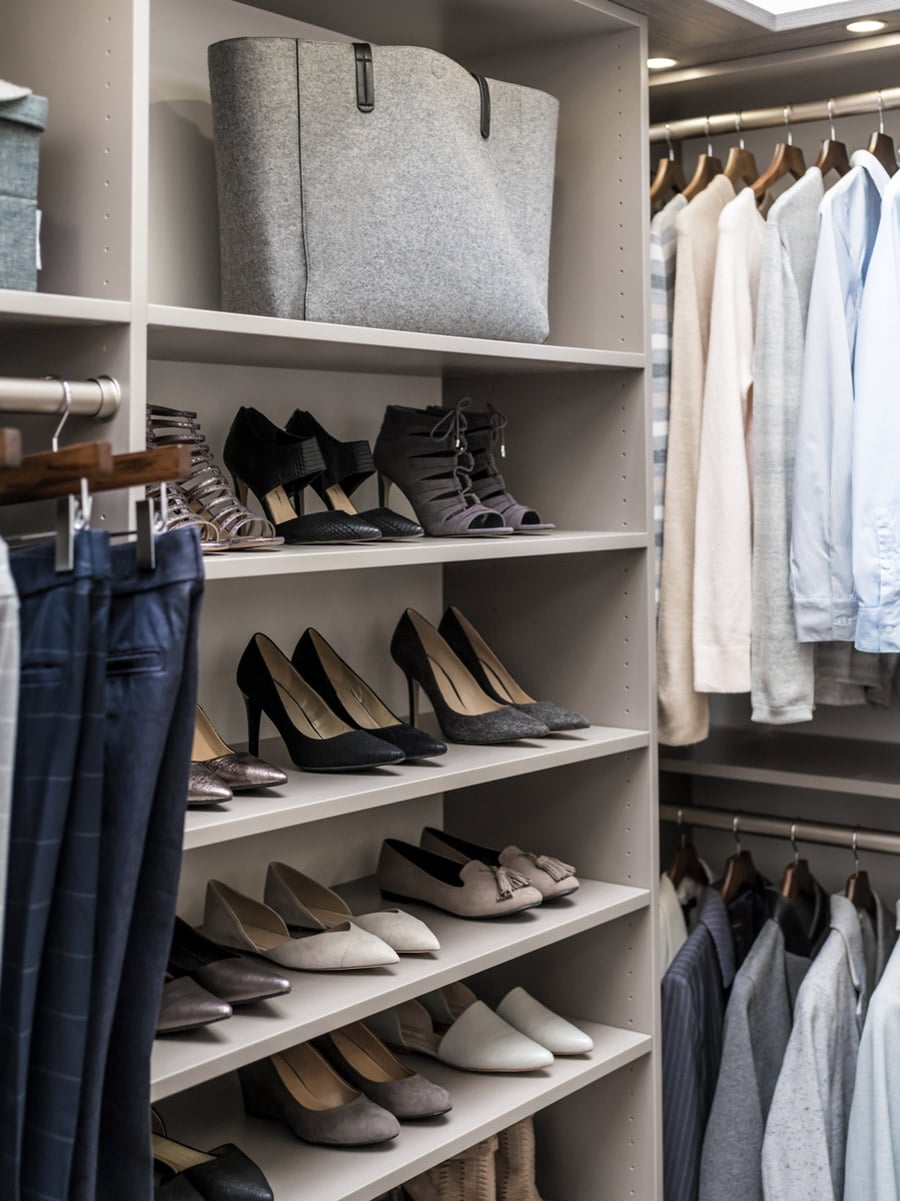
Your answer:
[702,0,900,27]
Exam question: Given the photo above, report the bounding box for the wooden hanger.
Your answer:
[682,117,723,202]
[667,810,707,889]
[0,429,23,469]
[845,830,878,923]
[752,106,806,199]
[0,443,189,506]
[780,823,817,903]
[650,123,687,207]
[723,113,759,187]
[815,100,851,180]
[867,91,898,177]
[720,816,763,904]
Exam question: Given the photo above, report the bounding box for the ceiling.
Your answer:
[629,0,900,68]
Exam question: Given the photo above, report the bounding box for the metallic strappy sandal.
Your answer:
[146,482,230,555]
[373,403,512,537]
[464,403,555,533]
[147,405,284,550]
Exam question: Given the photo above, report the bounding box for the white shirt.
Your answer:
[659,872,688,976]
[790,151,891,644]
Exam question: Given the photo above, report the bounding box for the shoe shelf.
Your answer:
[147,305,646,377]
[159,1022,652,1201]
[151,876,650,1101]
[182,727,650,850]
[200,531,650,582]
[0,290,131,329]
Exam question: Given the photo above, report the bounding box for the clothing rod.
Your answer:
[0,375,120,420]
[649,86,900,143]
[660,803,900,857]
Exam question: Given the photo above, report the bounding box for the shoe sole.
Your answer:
[155,1012,232,1035]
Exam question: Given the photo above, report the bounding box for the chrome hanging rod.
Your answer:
[660,803,900,857]
[650,85,900,143]
[0,375,120,420]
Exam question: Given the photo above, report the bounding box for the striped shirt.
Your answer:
[651,193,686,610]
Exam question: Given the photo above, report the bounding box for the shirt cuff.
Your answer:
[855,603,900,653]
[792,597,857,643]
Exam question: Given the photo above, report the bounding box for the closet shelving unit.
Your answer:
[0,0,659,1198]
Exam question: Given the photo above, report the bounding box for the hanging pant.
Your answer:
[20,545,111,1201]
[0,537,20,992]
[0,532,105,1201]
[69,528,203,1201]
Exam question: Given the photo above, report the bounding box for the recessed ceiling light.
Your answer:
[846,18,887,32]
[647,56,678,69]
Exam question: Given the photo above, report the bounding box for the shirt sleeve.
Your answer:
[790,202,857,643]
[693,203,758,692]
[751,216,815,722]
[852,189,900,652]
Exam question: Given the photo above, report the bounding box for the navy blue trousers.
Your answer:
[70,529,203,1201]
[0,532,107,1201]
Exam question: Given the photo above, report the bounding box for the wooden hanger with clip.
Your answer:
[683,117,723,202]
[720,815,763,904]
[816,99,851,180]
[866,90,898,177]
[650,123,687,207]
[724,113,759,187]
[845,829,877,923]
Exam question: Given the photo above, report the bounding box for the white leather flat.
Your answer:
[198,879,399,972]
[496,986,594,1055]
[265,861,439,954]
[367,997,553,1073]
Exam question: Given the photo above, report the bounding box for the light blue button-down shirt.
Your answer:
[790,151,891,643]
[852,168,900,652]
[843,902,900,1201]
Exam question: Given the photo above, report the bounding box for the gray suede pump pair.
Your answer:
[238,1022,452,1147]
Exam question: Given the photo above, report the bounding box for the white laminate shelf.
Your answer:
[0,289,131,327]
[147,305,646,376]
[150,877,650,1102]
[201,530,649,581]
[159,1023,652,1201]
[183,726,650,849]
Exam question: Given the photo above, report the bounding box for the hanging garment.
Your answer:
[0,532,102,1201]
[659,872,689,975]
[814,643,896,708]
[852,168,900,653]
[751,167,823,723]
[20,546,111,1201]
[693,185,765,693]
[0,537,19,991]
[651,192,688,610]
[658,174,735,746]
[69,529,204,1201]
[698,918,811,1201]
[843,903,900,1201]
[662,887,736,1201]
[790,150,890,645]
[761,893,892,1201]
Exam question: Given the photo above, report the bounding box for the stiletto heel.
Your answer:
[223,407,383,545]
[390,609,549,745]
[407,676,419,725]
[285,410,423,541]
[236,633,406,773]
[438,606,590,732]
[243,694,263,756]
[377,473,392,508]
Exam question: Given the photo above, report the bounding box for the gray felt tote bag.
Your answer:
[207,38,559,342]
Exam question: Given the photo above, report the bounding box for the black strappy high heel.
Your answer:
[286,410,424,541]
[223,407,383,545]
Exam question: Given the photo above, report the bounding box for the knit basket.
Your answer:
[207,37,558,342]
[0,92,47,292]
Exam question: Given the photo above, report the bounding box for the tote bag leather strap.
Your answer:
[352,42,491,137]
